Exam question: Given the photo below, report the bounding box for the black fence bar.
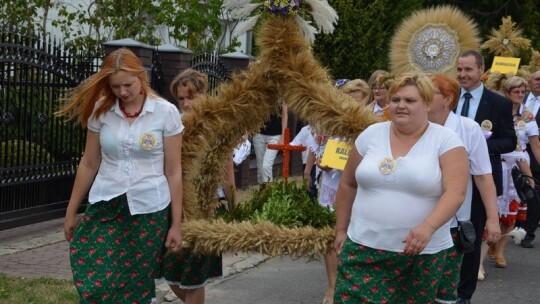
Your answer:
[0,30,101,230]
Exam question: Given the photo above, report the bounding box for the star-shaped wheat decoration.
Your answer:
[518,48,540,80]
[481,16,531,57]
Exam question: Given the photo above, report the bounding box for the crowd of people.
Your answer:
[58,47,539,304]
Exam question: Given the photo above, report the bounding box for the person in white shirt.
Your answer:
[333,73,469,303]
[428,73,499,303]
[367,70,392,117]
[57,48,183,303]
[521,69,540,248]
[290,124,318,200]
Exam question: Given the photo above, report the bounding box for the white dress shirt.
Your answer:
[444,112,491,226]
[87,95,183,215]
[456,84,484,120]
[525,93,540,116]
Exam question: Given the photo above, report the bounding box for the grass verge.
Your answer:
[0,274,78,303]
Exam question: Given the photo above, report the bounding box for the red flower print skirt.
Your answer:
[69,194,169,303]
[335,237,447,304]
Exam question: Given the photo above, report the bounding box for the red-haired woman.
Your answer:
[58,48,184,303]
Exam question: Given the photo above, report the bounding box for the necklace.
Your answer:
[120,99,145,118]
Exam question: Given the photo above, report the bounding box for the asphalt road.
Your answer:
[206,241,539,304]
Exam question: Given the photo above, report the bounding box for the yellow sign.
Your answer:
[490,56,520,74]
[320,139,352,170]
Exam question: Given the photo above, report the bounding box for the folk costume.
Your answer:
[70,96,183,303]
[498,106,537,226]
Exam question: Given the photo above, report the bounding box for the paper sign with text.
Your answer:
[490,56,520,74]
[320,139,352,170]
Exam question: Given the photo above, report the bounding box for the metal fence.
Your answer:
[0,32,241,230]
[190,52,231,95]
[0,31,101,229]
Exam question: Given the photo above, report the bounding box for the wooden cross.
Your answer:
[267,128,306,180]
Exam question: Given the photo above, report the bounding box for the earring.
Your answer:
[140,88,143,95]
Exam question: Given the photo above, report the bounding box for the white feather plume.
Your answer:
[222,0,338,42]
[295,15,317,44]
[304,0,339,34]
[222,0,252,10]
[232,15,260,38]
[227,3,262,20]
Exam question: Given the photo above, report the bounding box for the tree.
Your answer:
[312,0,423,80]
[2,0,237,53]
[51,0,237,53]
[0,0,53,37]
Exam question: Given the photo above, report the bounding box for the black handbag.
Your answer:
[511,166,539,205]
[455,217,476,253]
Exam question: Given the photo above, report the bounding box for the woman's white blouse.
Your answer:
[87,95,183,214]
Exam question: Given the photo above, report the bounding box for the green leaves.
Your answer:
[2,0,237,53]
[221,179,335,229]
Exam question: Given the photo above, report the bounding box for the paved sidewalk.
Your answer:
[0,218,269,303]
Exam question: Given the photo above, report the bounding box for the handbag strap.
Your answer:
[513,166,540,189]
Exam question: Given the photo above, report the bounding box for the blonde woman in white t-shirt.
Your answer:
[333,73,469,303]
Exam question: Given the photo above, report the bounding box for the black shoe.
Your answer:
[521,235,535,248]
[456,298,471,304]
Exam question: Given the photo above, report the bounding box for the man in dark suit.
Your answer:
[455,50,516,304]
[523,69,540,248]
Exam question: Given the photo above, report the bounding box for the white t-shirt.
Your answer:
[444,112,492,226]
[87,95,183,215]
[290,125,312,164]
[348,122,464,254]
[306,134,341,208]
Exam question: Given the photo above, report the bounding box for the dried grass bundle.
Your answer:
[182,219,335,257]
[481,16,531,57]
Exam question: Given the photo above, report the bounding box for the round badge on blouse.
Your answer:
[480,120,493,132]
[378,157,397,175]
[516,120,527,131]
[139,132,157,151]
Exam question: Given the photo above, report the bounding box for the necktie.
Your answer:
[461,92,472,117]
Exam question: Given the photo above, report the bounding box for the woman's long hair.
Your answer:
[56,48,157,126]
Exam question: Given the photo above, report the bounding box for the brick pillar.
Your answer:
[102,38,154,72]
[220,51,253,73]
[156,44,193,104]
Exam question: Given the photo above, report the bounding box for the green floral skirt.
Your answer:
[436,227,463,303]
[335,237,447,304]
[69,194,169,303]
[161,249,223,289]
